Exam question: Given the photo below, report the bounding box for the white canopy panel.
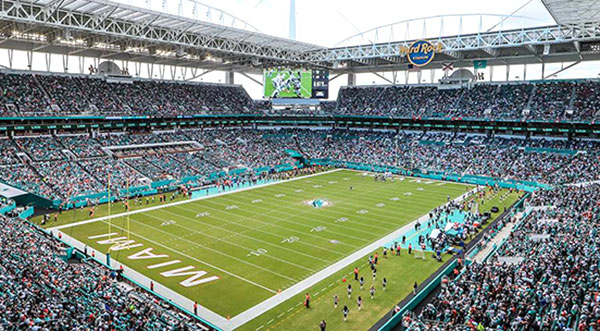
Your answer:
[542,0,600,24]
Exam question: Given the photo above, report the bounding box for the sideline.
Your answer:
[49,169,343,231]
[227,184,476,330]
[53,231,231,329]
[50,169,475,330]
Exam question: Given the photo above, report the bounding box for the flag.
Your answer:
[442,63,454,72]
[474,60,487,69]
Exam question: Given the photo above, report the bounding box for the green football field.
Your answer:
[49,169,480,328]
[263,69,312,98]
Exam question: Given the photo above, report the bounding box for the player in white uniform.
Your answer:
[271,72,286,98]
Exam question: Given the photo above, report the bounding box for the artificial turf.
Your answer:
[41,169,483,325]
[240,185,522,331]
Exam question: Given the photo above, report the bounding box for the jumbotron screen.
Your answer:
[263,68,329,99]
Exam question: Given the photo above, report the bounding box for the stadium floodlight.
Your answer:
[176,48,189,58]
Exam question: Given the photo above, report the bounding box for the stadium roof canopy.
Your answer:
[541,0,600,25]
[0,0,600,75]
[308,22,600,74]
[0,0,324,73]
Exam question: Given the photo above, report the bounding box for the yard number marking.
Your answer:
[281,236,300,244]
[247,248,268,257]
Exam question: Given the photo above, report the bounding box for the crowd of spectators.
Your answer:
[0,138,21,165]
[111,143,200,159]
[37,75,91,114]
[0,214,210,330]
[1,129,599,201]
[79,158,144,191]
[0,72,255,116]
[573,81,600,121]
[2,70,600,121]
[14,136,66,161]
[405,183,600,330]
[0,164,56,198]
[57,135,105,159]
[2,69,600,121]
[0,72,50,115]
[332,81,600,121]
[125,158,169,181]
[528,81,573,121]
[35,161,103,198]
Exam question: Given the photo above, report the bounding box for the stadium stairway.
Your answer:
[124,158,160,180]
[31,74,51,105]
[453,88,466,110]
[544,152,579,181]
[28,162,62,200]
[75,159,106,187]
[293,135,307,155]
[525,84,537,111]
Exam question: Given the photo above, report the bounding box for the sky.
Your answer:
[5,0,600,99]
[189,0,554,45]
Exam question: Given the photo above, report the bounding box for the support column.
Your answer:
[541,62,545,80]
[78,56,85,74]
[523,64,527,81]
[147,63,154,78]
[158,64,165,80]
[505,64,510,82]
[45,53,51,72]
[225,71,235,84]
[62,54,69,72]
[347,73,356,86]
[27,51,33,70]
[170,65,177,80]
[7,49,13,69]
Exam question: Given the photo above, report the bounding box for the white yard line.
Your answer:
[48,169,343,231]
[229,183,460,226]
[91,217,300,283]
[54,231,231,329]
[54,220,281,298]
[226,185,477,330]
[165,204,350,256]
[128,211,317,274]
[155,208,333,264]
[49,168,475,331]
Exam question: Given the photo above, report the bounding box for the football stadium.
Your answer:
[0,0,599,330]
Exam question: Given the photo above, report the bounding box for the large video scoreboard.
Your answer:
[263,68,329,99]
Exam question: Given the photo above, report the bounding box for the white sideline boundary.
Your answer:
[226,178,476,330]
[52,230,231,328]
[48,168,343,231]
[48,168,476,331]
